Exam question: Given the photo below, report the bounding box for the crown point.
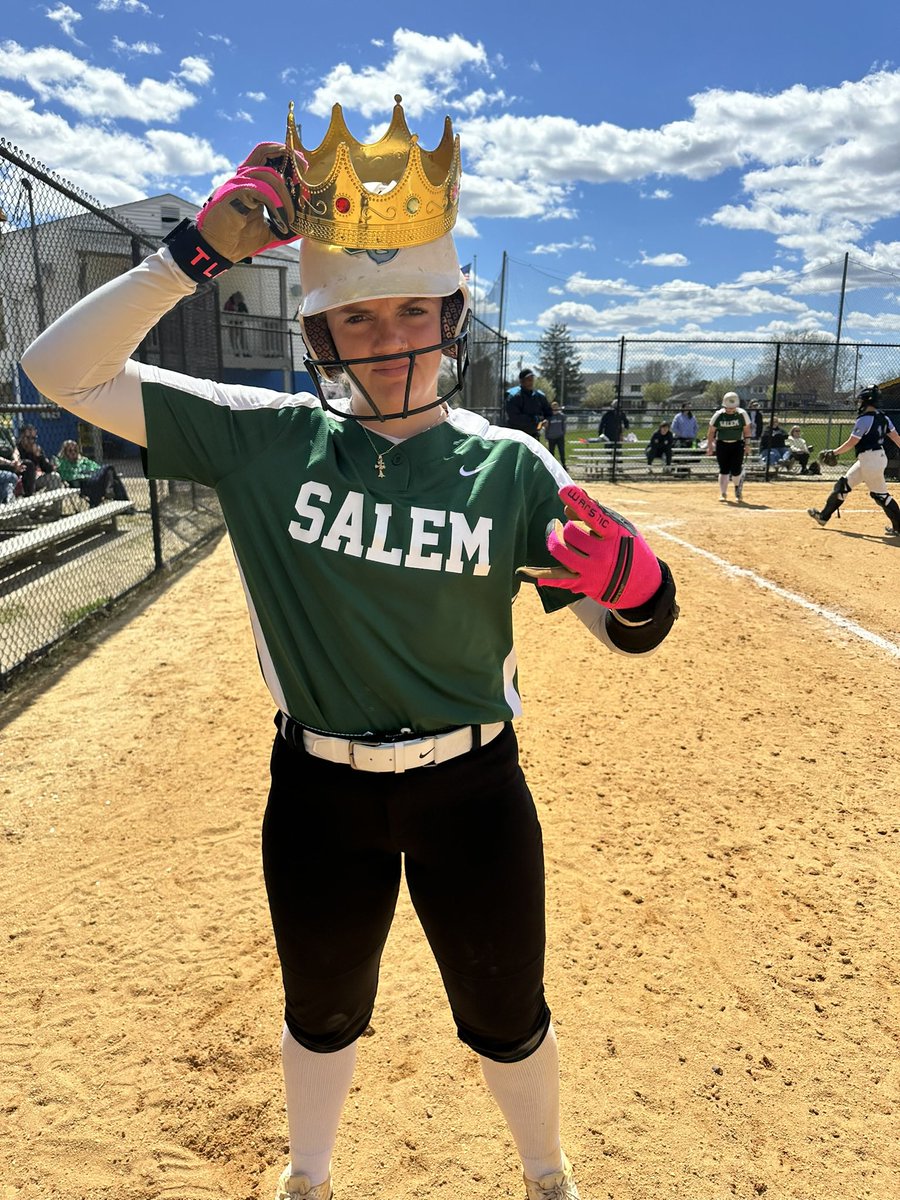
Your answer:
[394,94,402,104]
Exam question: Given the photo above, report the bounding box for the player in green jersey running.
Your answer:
[23,99,678,1200]
[706,392,752,502]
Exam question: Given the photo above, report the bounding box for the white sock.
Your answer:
[281,1024,357,1185]
[719,473,729,496]
[478,1024,562,1181]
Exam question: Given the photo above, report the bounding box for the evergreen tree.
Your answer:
[537,323,585,406]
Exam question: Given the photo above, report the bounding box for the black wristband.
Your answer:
[605,559,679,653]
[161,218,234,283]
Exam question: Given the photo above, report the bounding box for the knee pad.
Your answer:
[870,491,891,511]
[834,476,852,497]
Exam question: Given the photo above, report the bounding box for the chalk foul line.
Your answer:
[647,526,900,660]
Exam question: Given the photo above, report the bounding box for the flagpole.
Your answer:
[471,254,477,326]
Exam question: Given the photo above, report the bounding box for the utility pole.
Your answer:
[831,251,849,395]
[497,251,509,409]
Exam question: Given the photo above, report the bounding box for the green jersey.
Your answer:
[142,382,574,736]
[710,407,750,442]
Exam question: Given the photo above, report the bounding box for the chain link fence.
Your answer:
[0,140,224,689]
[496,335,900,482]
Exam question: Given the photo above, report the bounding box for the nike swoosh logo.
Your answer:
[459,462,488,477]
[418,749,434,759]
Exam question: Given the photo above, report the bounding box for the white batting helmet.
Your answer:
[722,391,739,408]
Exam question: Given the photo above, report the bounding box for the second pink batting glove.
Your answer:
[520,484,662,610]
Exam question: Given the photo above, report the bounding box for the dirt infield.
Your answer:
[1,480,898,1200]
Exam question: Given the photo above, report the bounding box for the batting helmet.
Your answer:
[722,392,739,408]
[857,384,880,411]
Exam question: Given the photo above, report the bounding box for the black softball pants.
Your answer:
[262,722,551,1063]
[715,439,745,478]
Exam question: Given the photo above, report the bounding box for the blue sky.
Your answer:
[3,0,900,342]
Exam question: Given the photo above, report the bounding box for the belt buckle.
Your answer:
[348,739,394,772]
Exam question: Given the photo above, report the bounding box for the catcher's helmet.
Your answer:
[722,391,739,409]
[297,234,470,421]
[857,384,880,411]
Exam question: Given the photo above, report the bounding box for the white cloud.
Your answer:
[216,108,253,123]
[0,86,230,207]
[96,1,152,12]
[455,68,900,262]
[244,90,267,102]
[46,4,84,45]
[639,251,689,267]
[0,41,199,122]
[177,56,212,86]
[538,278,831,335]
[460,173,573,222]
[111,36,160,55]
[307,28,488,119]
[530,236,595,256]
[449,88,507,116]
[648,188,671,200]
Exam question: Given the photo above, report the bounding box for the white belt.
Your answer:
[284,717,505,773]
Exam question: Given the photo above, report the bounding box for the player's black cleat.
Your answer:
[808,508,828,526]
[884,526,900,536]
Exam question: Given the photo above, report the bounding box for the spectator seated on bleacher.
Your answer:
[645,422,674,469]
[758,419,791,469]
[56,440,130,508]
[0,448,26,504]
[15,425,64,496]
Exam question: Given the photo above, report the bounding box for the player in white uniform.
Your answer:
[22,99,679,1200]
[808,386,900,535]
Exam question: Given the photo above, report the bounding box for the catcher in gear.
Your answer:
[808,386,900,535]
[22,97,678,1200]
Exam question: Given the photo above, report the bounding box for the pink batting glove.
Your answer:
[196,142,307,260]
[519,485,662,610]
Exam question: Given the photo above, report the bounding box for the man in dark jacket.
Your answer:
[597,404,629,444]
[505,368,552,437]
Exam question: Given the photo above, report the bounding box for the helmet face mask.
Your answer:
[298,235,470,421]
[304,325,470,421]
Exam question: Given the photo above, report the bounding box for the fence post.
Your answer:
[765,342,782,482]
[611,336,626,483]
[131,236,164,573]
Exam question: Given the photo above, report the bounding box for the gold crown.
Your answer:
[282,95,461,250]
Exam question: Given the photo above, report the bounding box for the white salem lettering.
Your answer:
[288,482,492,575]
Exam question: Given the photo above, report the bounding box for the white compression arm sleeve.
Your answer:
[20,248,197,448]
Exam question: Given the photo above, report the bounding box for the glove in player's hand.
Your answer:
[518,484,662,610]
[196,142,306,262]
[819,448,838,467]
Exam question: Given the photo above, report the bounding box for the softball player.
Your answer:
[22,101,678,1200]
[808,386,900,535]
[706,391,751,502]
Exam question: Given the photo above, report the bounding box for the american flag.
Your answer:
[460,262,471,280]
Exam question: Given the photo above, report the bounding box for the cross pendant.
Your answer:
[375,453,386,479]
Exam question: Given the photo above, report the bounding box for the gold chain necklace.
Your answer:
[359,407,448,479]
[359,424,388,478]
